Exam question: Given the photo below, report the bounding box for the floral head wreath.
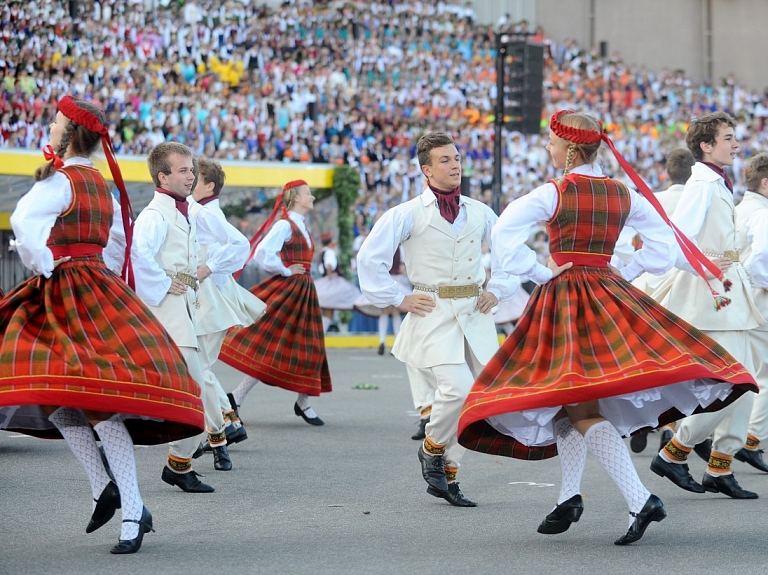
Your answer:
[235,179,309,279]
[549,109,733,310]
[43,95,135,288]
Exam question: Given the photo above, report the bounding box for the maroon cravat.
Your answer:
[428,183,461,223]
[156,187,190,220]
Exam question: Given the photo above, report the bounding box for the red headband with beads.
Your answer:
[549,109,732,310]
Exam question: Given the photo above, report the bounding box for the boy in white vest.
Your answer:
[357,131,518,506]
[649,112,763,498]
[131,142,217,492]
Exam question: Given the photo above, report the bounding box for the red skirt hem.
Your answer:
[218,352,330,396]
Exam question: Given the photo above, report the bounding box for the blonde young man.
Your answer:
[357,131,518,507]
[650,112,763,499]
[131,142,218,492]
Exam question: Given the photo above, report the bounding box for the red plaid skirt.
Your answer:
[458,266,757,460]
[0,257,205,444]
[219,273,331,396]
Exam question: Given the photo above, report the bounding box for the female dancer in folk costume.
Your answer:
[220,180,331,425]
[314,231,362,333]
[457,110,757,545]
[0,96,205,554]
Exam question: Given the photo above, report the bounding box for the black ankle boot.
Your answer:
[110,506,155,555]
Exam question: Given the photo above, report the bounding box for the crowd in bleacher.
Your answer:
[3,0,768,229]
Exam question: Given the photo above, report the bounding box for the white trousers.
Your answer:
[675,329,756,456]
[747,327,768,443]
[198,330,232,415]
[168,342,223,460]
[407,340,484,469]
[405,365,436,413]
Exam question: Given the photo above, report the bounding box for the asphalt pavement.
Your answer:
[2,348,768,575]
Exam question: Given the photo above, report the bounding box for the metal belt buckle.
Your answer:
[438,284,479,299]
[723,250,739,262]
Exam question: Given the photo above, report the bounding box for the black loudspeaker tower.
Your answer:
[502,41,544,134]
[600,41,609,59]
[460,176,471,197]
[69,0,78,17]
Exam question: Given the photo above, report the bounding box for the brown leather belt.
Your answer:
[168,272,199,289]
[415,284,480,299]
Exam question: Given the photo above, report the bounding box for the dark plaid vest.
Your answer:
[547,174,631,257]
[47,164,113,248]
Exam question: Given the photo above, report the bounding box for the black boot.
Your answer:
[411,417,429,440]
[417,445,448,494]
[213,444,232,471]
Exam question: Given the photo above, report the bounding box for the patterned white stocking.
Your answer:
[48,407,111,506]
[94,419,143,540]
[231,375,259,406]
[555,418,587,505]
[584,420,651,527]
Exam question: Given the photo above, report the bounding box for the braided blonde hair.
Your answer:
[557,113,602,176]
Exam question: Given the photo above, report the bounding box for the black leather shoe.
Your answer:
[213,445,232,471]
[411,417,429,441]
[110,506,155,555]
[377,343,385,355]
[659,428,674,452]
[226,424,248,444]
[294,402,325,426]
[417,445,448,493]
[693,438,712,462]
[86,481,121,533]
[735,448,768,473]
[650,455,705,493]
[429,482,477,507]
[701,473,758,499]
[537,494,583,534]
[614,494,666,545]
[161,466,215,493]
[630,431,649,453]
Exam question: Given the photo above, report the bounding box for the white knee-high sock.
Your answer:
[391,313,402,336]
[584,420,651,526]
[377,314,389,344]
[555,418,587,505]
[231,375,259,406]
[49,407,111,505]
[94,419,143,540]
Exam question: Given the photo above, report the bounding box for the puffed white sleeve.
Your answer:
[103,196,127,275]
[743,208,768,289]
[618,189,678,282]
[130,210,172,306]
[253,220,293,276]
[356,204,414,308]
[482,205,520,302]
[10,173,72,277]
[491,182,557,285]
[195,205,250,275]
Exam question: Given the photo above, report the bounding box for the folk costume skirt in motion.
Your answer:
[0,258,205,444]
[219,273,332,396]
[457,266,757,460]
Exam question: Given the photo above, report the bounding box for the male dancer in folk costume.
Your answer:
[732,152,768,473]
[650,112,764,499]
[457,110,756,545]
[183,158,252,468]
[221,180,331,426]
[189,158,266,458]
[0,97,205,554]
[131,142,220,492]
[357,131,519,507]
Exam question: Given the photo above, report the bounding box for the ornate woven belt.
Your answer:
[168,272,199,289]
[703,251,739,262]
[414,284,479,299]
